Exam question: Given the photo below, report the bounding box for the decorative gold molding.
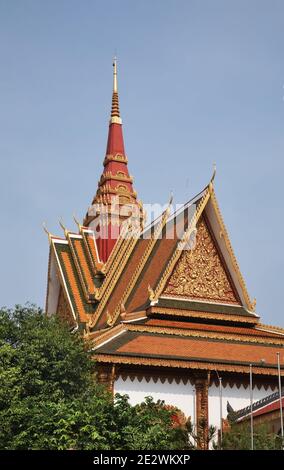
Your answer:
[89,235,140,327]
[99,172,134,185]
[90,323,125,348]
[56,287,76,327]
[103,154,128,166]
[258,324,284,335]
[89,196,172,328]
[108,199,174,326]
[67,233,97,302]
[94,354,282,376]
[148,285,156,302]
[151,187,211,301]
[110,115,122,125]
[42,222,55,244]
[125,324,284,346]
[50,239,78,324]
[107,309,116,327]
[102,222,134,275]
[163,218,239,304]
[80,228,105,274]
[209,188,253,310]
[148,306,258,324]
[45,243,52,313]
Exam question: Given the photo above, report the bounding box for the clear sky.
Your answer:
[0,0,284,326]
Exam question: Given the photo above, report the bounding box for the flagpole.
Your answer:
[219,376,223,449]
[277,352,284,449]
[249,363,254,450]
[215,370,223,449]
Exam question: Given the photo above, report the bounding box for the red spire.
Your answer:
[106,58,125,155]
[84,59,143,262]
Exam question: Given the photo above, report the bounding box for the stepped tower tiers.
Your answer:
[84,59,143,262]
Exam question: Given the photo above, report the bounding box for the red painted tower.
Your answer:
[84,59,143,262]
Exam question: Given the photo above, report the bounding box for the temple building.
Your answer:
[45,60,284,449]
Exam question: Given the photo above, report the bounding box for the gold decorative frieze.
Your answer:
[94,354,281,376]
[99,172,134,185]
[103,154,128,166]
[164,218,239,304]
[56,288,76,327]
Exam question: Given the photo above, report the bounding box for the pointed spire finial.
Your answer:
[110,57,122,125]
[113,56,118,93]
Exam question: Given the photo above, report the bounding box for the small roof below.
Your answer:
[94,329,284,376]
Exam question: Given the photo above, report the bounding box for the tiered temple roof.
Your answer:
[45,61,284,380]
[46,182,284,378]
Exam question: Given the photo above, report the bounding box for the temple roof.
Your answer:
[46,181,267,330]
[45,63,284,376]
[92,325,284,377]
[233,389,284,421]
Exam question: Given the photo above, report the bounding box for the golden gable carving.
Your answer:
[164,218,239,304]
[56,288,76,327]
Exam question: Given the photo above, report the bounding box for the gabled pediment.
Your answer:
[163,215,241,305]
[151,184,255,316]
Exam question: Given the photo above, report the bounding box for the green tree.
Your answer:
[221,423,282,450]
[0,305,189,450]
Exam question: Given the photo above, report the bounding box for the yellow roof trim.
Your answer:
[88,199,172,329]
[151,186,211,302]
[209,187,253,311]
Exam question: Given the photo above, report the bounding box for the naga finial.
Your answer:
[59,218,68,236]
[211,162,217,183]
[42,222,53,242]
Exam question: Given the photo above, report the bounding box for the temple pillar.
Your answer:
[96,364,116,394]
[194,372,210,450]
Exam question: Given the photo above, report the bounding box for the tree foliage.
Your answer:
[220,423,282,450]
[0,305,189,450]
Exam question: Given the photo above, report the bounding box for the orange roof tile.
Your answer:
[98,332,284,367]
[126,210,191,313]
[72,239,95,294]
[97,238,152,327]
[84,231,102,269]
[60,251,90,323]
[142,319,283,339]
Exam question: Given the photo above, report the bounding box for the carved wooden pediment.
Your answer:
[56,287,76,327]
[163,217,240,304]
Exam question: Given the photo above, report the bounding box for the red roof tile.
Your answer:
[143,319,283,339]
[116,333,284,366]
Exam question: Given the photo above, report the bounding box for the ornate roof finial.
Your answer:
[59,218,69,237]
[209,163,217,194]
[113,56,118,93]
[42,222,58,244]
[211,162,217,183]
[73,214,82,231]
[42,222,52,242]
[110,57,122,124]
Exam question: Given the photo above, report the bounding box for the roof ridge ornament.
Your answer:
[169,190,174,207]
[209,163,217,193]
[59,218,69,237]
[211,162,217,183]
[42,222,53,242]
[73,214,82,231]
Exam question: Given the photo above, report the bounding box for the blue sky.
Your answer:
[0,0,284,326]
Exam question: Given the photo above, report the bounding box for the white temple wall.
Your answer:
[115,375,275,431]
[114,376,196,423]
[208,383,274,428]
